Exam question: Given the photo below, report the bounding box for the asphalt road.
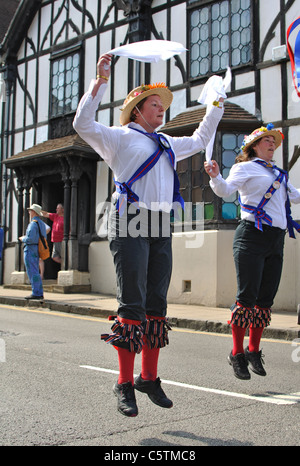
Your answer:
[0,303,299,449]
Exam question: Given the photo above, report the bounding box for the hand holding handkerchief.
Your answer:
[198,68,232,166]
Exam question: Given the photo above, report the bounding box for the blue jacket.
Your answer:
[22,216,47,252]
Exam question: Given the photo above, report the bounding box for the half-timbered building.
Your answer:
[0,0,299,310]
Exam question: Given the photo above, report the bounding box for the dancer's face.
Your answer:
[133,95,165,131]
[253,136,276,162]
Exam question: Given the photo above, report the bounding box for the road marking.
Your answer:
[1,304,298,405]
[0,304,108,322]
[80,365,300,406]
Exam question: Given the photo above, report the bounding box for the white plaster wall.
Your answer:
[87,230,300,312]
[84,36,98,90]
[3,246,15,285]
[260,66,282,122]
[25,59,37,127]
[40,2,52,50]
[168,231,219,306]
[260,0,281,61]
[114,24,129,103]
[15,62,25,130]
[26,11,39,57]
[89,241,116,295]
[37,55,50,123]
[235,71,255,90]
[288,125,300,221]
[226,93,256,118]
[169,89,186,120]
[276,236,299,310]
[296,237,300,305]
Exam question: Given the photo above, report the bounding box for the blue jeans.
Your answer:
[24,247,43,297]
[108,205,172,322]
[233,220,286,309]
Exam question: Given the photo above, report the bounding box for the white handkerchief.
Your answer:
[197,68,232,162]
[222,67,232,92]
[198,67,232,105]
[108,40,187,63]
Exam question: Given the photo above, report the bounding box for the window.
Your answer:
[50,51,80,118]
[176,152,216,222]
[176,131,244,226]
[221,132,244,219]
[189,0,252,78]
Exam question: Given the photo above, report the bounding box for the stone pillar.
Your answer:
[68,162,80,270]
[57,158,91,289]
[60,159,70,272]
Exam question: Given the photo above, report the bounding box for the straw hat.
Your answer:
[120,83,173,126]
[27,204,42,216]
[240,123,284,152]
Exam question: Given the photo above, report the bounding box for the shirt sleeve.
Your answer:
[209,163,249,198]
[73,81,120,164]
[287,182,300,204]
[48,213,57,222]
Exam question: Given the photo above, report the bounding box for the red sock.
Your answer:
[116,347,136,385]
[141,335,160,381]
[249,327,264,353]
[115,316,141,385]
[231,324,246,355]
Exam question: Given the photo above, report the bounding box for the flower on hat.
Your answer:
[240,123,284,151]
[141,83,168,91]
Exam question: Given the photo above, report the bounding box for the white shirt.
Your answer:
[209,158,300,230]
[73,81,224,212]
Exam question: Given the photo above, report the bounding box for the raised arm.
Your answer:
[91,53,112,98]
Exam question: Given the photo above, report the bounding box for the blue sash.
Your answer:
[114,128,184,215]
[239,159,300,238]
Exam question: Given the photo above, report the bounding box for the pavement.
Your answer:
[0,284,299,341]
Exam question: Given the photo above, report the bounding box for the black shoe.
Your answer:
[245,346,266,376]
[134,374,173,408]
[113,381,138,417]
[228,351,251,380]
[25,294,44,300]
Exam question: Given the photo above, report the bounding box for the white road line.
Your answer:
[80,365,299,406]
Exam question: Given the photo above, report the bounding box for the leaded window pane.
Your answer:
[221,133,244,220]
[176,151,217,222]
[50,52,80,118]
[175,131,245,227]
[189,0,252,78]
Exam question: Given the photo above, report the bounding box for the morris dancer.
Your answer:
[205,124,300,380]
[74,52,224,416]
